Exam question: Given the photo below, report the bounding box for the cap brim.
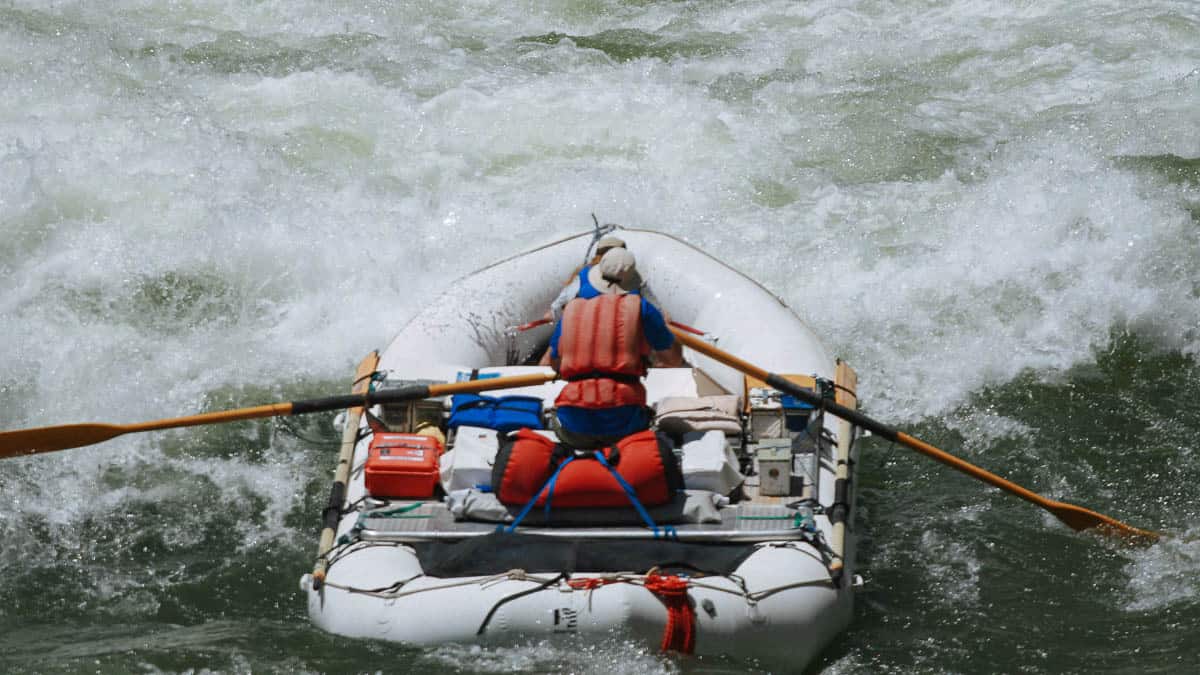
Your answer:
[587,265,638,294]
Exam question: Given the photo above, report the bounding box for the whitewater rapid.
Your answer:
[2,1,1198,673]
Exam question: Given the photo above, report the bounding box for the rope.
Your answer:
[686,576,835,603]
[321,569,564,600]
[567,565,834,607]
[643,573,696,654]
[273,416,341,446]
[582,214,617,266]
[321,566,835,609]
[319,572,424,596]
[339,495,370,515]
[355,369,381,389]
[322,540,409,574]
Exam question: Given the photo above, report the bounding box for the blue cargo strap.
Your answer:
[501,456,576,533]
[592,450,676,540]
[499,450,677,540]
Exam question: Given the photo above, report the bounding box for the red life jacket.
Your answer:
[493,428,682,508]
[555,294,648,410]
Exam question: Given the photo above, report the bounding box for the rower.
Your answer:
[549,248,682,448]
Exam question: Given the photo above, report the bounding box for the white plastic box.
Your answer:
[440,426,500,492]
[679,430,744,495]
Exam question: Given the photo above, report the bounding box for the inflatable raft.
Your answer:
[300,227,863,669]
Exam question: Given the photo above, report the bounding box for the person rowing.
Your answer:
[548,248,683,448]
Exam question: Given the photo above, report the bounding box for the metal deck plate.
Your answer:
[357,501,815,542]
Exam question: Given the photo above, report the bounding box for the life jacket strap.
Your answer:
[565,371,641,385]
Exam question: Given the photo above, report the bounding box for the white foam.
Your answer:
[420,639,678,675]
[918,529,983,607]
[1123,527,1200,612]
[779,141,1200,421]
[2,4,1198,666]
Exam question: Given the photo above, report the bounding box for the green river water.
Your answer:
[2,1,1199,672]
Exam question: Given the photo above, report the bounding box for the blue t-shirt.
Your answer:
[555,405,649,438]
[576,266,602,299]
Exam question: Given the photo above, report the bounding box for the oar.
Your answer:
[670,328,1160,545]
[312,351,379,591]
[0,372,559,459]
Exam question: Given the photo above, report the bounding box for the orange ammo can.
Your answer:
[364,433,442,498]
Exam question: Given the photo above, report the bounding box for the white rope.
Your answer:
[322,569,563,600]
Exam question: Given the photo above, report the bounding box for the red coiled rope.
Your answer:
[643,574,695,654]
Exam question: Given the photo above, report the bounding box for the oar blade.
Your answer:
[0,423,130,459]
[1051,501,1160,546]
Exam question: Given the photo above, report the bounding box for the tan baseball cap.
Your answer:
[588,248,641,294]
[595,235,627,254]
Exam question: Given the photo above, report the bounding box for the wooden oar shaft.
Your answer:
[1,371,560,459]
[896,432,1052,507]
[673,328,882,432]
[312,351,380,590]
[670,327,1159,544]
[128,403,295,433]
[673,327,769,376]
[427,373,557,396]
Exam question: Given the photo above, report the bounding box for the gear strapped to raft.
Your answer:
[493,429,684,537]
[447,393,545,433]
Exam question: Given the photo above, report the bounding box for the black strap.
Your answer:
[549,444,573,470]
[476,572,567,636]
[453,396,493,412]
[604,444,620,467]
[549,443,620,469]
[565,371,641,385]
